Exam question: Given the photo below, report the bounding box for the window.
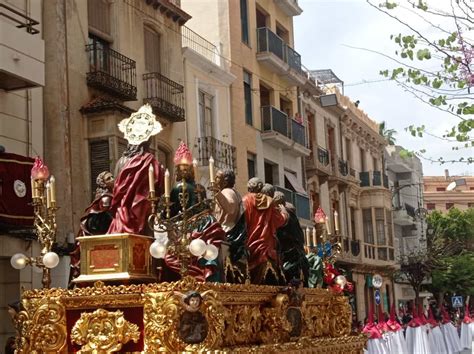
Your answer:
[446,203,454,210]
[198,91,214,137]
[386,209,393,246]
[345,138,351,167]
[362,209,374,244]
[256,7,267,28]
[375,208,386,245]
[240,0,249,44]
[468,203,474,208]
[436,187,446,191]
[247,152,256,179]
[360,147,366,171]
[372,156,378,171]
[276,23,289,44]
[264,161,277,185]
[89,139,110,197]
[88,0,110,35]
[350,207,357,240]
[427,203,436,210]
[88,35,110,72]
[243,70,253,125]
[144,27,161,73]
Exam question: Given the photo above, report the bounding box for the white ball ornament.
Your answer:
[42,252,60,269]
[334,275,347,287]
[11,253,27,270]
[149,241,167,259]
[203,244,219,261]
[189,239,207,257]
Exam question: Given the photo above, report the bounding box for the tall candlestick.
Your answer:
[49,176,56,204]
[312,227,317,247]
[305,227,310,246]
[164,169,170,198]
[193,159,199,183]
[334,210,339,232]
[148,165,155,197]
[325,216,331,235]
[46,182,51,209]
[209,156,215,183]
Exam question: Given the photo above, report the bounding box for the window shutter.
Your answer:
[89,139,110,196]
[144,27,161,73]
[88,0,110,35]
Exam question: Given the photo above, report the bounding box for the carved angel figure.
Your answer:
[175,291,210,344]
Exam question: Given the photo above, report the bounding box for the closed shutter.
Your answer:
[90,139,110,196]
[88,0,110,35]
[144,27,161,73]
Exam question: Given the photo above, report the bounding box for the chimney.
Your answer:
[444,169,449,180]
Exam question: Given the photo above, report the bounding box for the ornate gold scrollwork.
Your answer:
[259,293,292,344]
[70,308,140,352]
[14,297,67,353]
[143,277,225,352]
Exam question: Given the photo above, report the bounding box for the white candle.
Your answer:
[148,165,155,196]
[164,169,170,198]
[325,216,331,235]
[31,177,37,198]
[305,227,310,246]
[49,176,56,203]
[209,156,215,183]
[46,182,51,209]
[193,159,199,183]
[334,210,339,232]
[312,227,317,247]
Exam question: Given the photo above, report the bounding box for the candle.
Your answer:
[209,156,215,183]
[31,177,37,198]
[334,210,339,232]
[312,227,317,247]
[164,169,170,198]
[193,159,199,182]
[325,216,331,235]
[148,165,155,197]
[49,176,56,203]
[305,227,310,246]
[46,182,51,209]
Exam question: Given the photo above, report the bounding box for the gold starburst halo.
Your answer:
[118,104,162,145]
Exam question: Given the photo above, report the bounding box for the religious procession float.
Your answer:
[9,105,366,353]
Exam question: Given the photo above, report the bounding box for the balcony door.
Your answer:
[199,90,214,138]
[144,27,161,74]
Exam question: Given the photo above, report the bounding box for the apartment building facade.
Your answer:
[182,0,311,223]
[424,172,474,212]
[0,0,45,348]
[385,145,428,306]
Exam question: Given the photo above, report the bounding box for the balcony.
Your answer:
[261,106,310,157]
[143,72,185,122]
[275,186,310,220]
[256,27,306,86]
[359,171,389,188]
[338,238,362,264]
[329,156,352,189]
[306,146,332,180]
[194,136,236,171]
[86,45,137,100]
[274,0,303,16]
[0,3,44,90]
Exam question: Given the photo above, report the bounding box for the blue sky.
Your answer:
[294,0,473,176]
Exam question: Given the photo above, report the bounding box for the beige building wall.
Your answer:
[424,175,474,211]
[0,0,46,349]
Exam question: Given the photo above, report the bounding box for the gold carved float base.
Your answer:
[74,233,155,283]
[15,277,366,353]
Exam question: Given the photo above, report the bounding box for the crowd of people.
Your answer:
[362,301,474,354]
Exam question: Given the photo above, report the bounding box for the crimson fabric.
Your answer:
[164,221,226,281]
[363,301,383,339]
[108,152,163,234]
[387,302,402,332]
[66,307,144,352]
[243,193,286,269]
[0,153,34,227]
[427,307,439,327]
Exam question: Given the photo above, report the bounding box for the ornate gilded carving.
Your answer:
[259,293,292,344]
[70,308,140,352]
[144,277,225,352]
[14,297,67,353]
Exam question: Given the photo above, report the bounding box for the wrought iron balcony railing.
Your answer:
[317,147,330,166]
[256,27,302,73]
[261,106,306,147]
[359,171,389,188]
[86,45,137,100]
[143,72,185,122]
[182,26,220,66]
[195,136,236,171]
[0,3,40,34]
[275,186,310,220]
[338,159,348,176]
[261,106,289,136]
